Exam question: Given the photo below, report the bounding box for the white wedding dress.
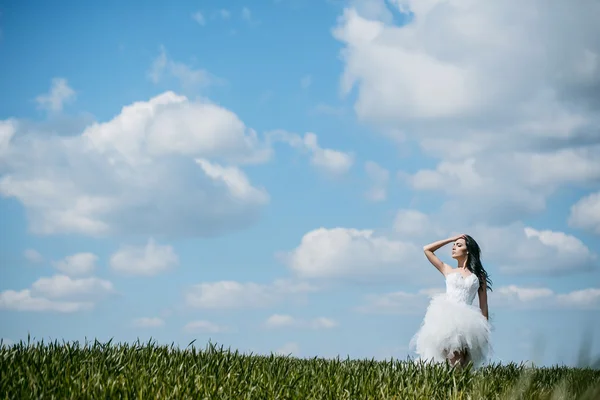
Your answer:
[410,271,492,367]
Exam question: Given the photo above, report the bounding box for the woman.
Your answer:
[410,234,493,368]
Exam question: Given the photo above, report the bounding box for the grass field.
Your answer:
[1,338,599,399]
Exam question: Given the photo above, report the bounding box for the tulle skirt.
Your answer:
[410,293,492,367]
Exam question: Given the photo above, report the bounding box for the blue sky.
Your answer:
[1,0,599,366]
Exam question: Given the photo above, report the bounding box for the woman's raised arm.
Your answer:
[423,235,463,276]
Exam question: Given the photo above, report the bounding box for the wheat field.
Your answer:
[1,338,599,399]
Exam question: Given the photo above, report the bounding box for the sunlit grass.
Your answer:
[1,337,599,399]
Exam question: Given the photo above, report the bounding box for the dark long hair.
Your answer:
[464,235,492,292]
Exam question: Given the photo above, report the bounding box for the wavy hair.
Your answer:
[464,234,492,291]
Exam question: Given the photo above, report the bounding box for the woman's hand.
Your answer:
[452,234,466,242]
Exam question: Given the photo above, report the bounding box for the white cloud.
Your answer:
[334,1,600,125]
[0,274,113,313]
[283,211,596,284]
[52,252,97,276]
[0,91,271,237]
[569,191,600,235]
[332,1,600,223]
[265,314,296,328]
[305,135,354,176]
[268,130,354,176]
[392,209,445,239]
[264,314,338,330]
[275,342,300,357]
[364,161,389,201]
[282,227,423,282]
[393,213,597,275]
[35,78,75,113]
[30,274,114,300]
[524,227,591,255]
[494,286,600,310]
[355,288,443,315]
[196,158,269,202]
[494,286,555,303]
[0,289,92,313]
[132,317,165,328]
[183,320,229,333]
[110,239,178,277]
[310,316,338,329]
[148,46,226,91]
[403,149,600,223]
[185,279,317,309]
[347,0,396,23]
[0,119,16,160]
[192,11,205,25]
[392,207,598,276]
[470,223,597,275]
[356,285,600,315]
[23,248,43,264]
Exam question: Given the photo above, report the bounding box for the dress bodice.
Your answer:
[445,272,479,305]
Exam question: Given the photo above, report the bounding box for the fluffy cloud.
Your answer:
[333,1,600,222]
[355,288,443,315]
[364,161,389,201]
[282,227,424,283]
[493,286,600,310]
[356,285,600,315]
[305,136,354,176]
[23,248,43,264]
[403,148,600,223]
[110,239,178,276]
[471,223,597,275]
[183,320,229,333]
[393,209,445,239]
[392,208,597,276]
[131,317,165,328]
[284,211,596,284]
[275,342,300,357]
[30,274,114,300]
[35,78,76,113]
[268,130,354,176]
[0,274,114,312]
[0,290,92,313]
[264,314,338,330]
[334,1,600,127]
[185,279,316,309]
[52,252,97,276]
[569,191,600,235]
[0,91,271,237]
[0,119,16,160]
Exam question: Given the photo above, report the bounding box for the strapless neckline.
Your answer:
[446,271,476,280]
[445,271,479,305]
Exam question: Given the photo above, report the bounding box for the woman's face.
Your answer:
[451,238,468,259]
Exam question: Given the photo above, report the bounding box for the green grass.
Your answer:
[1,338,599,399]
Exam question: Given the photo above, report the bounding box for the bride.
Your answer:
[410,234,493,368]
